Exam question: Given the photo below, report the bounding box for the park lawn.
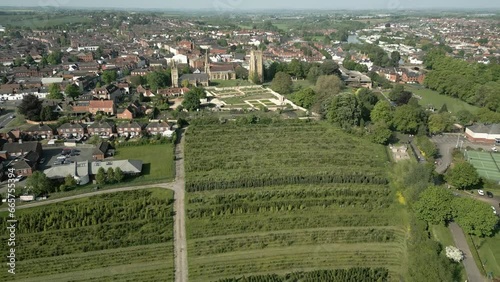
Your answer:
[405,85,479,114]
[471,233,500,279]
[292,79,313,91]
[431,224,455,247]
[114,144,174,183]
[211,79,255,87]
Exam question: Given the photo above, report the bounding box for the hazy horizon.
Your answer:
[1,0,500,11]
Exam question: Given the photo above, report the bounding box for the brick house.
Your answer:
[57,123,86,138]
[146,121,172,135]
[117,108,134,119]
[24,124,54,139]
[92,84,122,101]
[2,141,42,159]
[117,121,143,137]
[89,100,116,115]
[77,52,94,62]
[157,87,190,97]
[92,141,115,160]
[87,121,115,137]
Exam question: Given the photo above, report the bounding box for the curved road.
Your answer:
[1,130,189,282]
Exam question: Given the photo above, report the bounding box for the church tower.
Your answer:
[204,48,210,75]
[249,50,264,83]
[171,60,179,88]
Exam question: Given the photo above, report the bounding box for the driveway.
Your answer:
[449,222,487,282]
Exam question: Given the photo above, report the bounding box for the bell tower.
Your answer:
[171,60,179,88]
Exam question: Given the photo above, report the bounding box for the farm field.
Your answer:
[185,121,406,281]
[0,189,175,281]
[406,85,479,114]
[0,14,92,28]
[114,143,175,183]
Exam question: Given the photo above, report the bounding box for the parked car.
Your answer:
[492,206,497,215]
[478,189,485,196]
[486,191,494,198]
[493,147,498,152]
[14,175,25,182]
[39,158,45,164]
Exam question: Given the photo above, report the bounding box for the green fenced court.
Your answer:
[464,150,500,182]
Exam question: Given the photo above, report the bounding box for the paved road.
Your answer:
[0,112,15,128]
[449,222,487,282]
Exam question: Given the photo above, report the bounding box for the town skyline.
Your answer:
[1,0,500,10]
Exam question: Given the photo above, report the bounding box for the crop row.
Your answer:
[0,190,173,234]
[5,219,171,260]
[189,228,401,256]
[0,243,172,280]
[186,172,388,192]
[188,185,390,205]
[189,246,401,280]
[214,267,389,282]
[187,211,398,239]
[187,197,392,218]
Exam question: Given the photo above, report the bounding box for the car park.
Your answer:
[478,189,485,196]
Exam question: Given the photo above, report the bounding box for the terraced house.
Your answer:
[57,122,86,138]
[87,121,115,137]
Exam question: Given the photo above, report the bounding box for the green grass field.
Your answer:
[114,144,174,183]
[0,14,92,28]
[471,232,500,279]
[431,224,467,281]
[210,79,255,87]
[0,189,174,281]
[185,120,406,281]
[406,85,479,114]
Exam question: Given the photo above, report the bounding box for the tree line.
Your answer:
[424,48,500,111]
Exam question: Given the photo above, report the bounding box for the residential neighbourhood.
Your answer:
[0,4,499,282]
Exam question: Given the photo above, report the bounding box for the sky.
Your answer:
[1,0,499,10]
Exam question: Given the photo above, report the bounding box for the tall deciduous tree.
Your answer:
[96,167,106,185]
[319,60,340,76]
[291,88,316,109]
[18,94,43,121]
[114,167,124,183]
[370,100,393,125]
[40,105,54,121]
[445,161,480,190]
[428,113,453,134]
[26,171,53,196]
[414,186,454,225]
[102,70,117,84]
[452,197,499,236]
[270,72,293,94]
[327,93,361,129]
[369,122,392,145]
[392,105,426,133]
[65,84,81,100]
[48,83,63,99]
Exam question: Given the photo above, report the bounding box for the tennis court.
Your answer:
[464,150,500,182]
